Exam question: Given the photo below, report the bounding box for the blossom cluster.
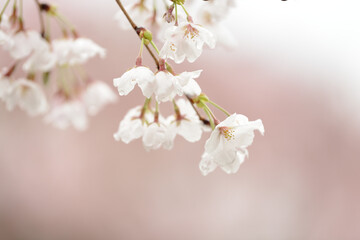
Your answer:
[0,2,116,130]
[112,0,264,175]
[0,0,264,176]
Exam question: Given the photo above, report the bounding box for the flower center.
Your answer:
[184,24,199,40]
[219,127,235,141]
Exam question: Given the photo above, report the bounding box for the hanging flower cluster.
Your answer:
[113,0,264,175]
[0,0,116,130]
[0,0,264,175]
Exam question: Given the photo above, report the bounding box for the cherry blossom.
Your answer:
[23,37,57,73]
[52,38,106,66]
[167,98,203,142]
[159,22,216,63]
[113,106,146,144]
[199,114,264,175]
[142,121,174,151]
[113,66,155,98]
[114,105,174,150]
[154,69,202,102]
[4,78,49,116]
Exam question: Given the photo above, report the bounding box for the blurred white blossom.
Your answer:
[4,78,49,116]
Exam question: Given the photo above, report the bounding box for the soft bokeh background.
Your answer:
[1,0,360,239]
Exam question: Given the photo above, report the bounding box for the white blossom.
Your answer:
[82,81,117,115]
[44,100,88,131]
[114,106,174,150]
[142,121,174,151]
[167,98,203,142]
[199,113,264,176]
[52,38,105,66]
[182,77,202,98]
[154,70,202,102]
[113,106,146,144]
[23,37,57,73]
[113,66,155,98]
[4,78,48,116]
[5,31,41,60]
[159,22,216,63]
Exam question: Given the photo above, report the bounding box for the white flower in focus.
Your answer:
[167,98,203,142]
[23,37,57,73]
[159,22,216,63]
[182,77,202,98]
[199,113,264,176]
[113,66,155,98]
[154,70,202,102]
[142,121,174,151]
[113,106,146,144]
[82,81,117,115]
[4,78,48,116]
[114,106,174,150]
[44,100,88,131]
[53,38,105,66]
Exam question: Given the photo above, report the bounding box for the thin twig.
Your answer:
[114,0,159,69]
[34,0,46,39]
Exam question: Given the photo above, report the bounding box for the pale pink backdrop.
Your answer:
[0,0,359,239]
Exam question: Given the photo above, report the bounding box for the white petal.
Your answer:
[154,71,175,102]
[5,78,48,116]
[199,152,218,176]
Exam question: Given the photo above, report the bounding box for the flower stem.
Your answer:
[202,105,215,129]
[54,11,77,37]
[34,0,47,40]
[208,100,231,116]
[174,3,178,26]
[186,95,210,126]
[179,2,189,17]
[154,100,159,123]
[0,0,11,22]
[136,37,145,66]
[150,40,160,54]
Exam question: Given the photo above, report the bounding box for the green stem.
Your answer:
[0,0,11,22]
[208,100,231,116]
[202,105,215,130]
[174,3,178,25]
[179,2,190,17]
[54,12,76,34]
[150,40,160,54]
[139,37,145,57]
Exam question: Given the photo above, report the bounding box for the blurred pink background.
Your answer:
[1,0,359,239]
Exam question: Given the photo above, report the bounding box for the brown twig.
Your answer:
[34,0,47,40]
[114,0,159,69]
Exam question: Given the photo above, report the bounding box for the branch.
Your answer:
[114,0,159,69]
